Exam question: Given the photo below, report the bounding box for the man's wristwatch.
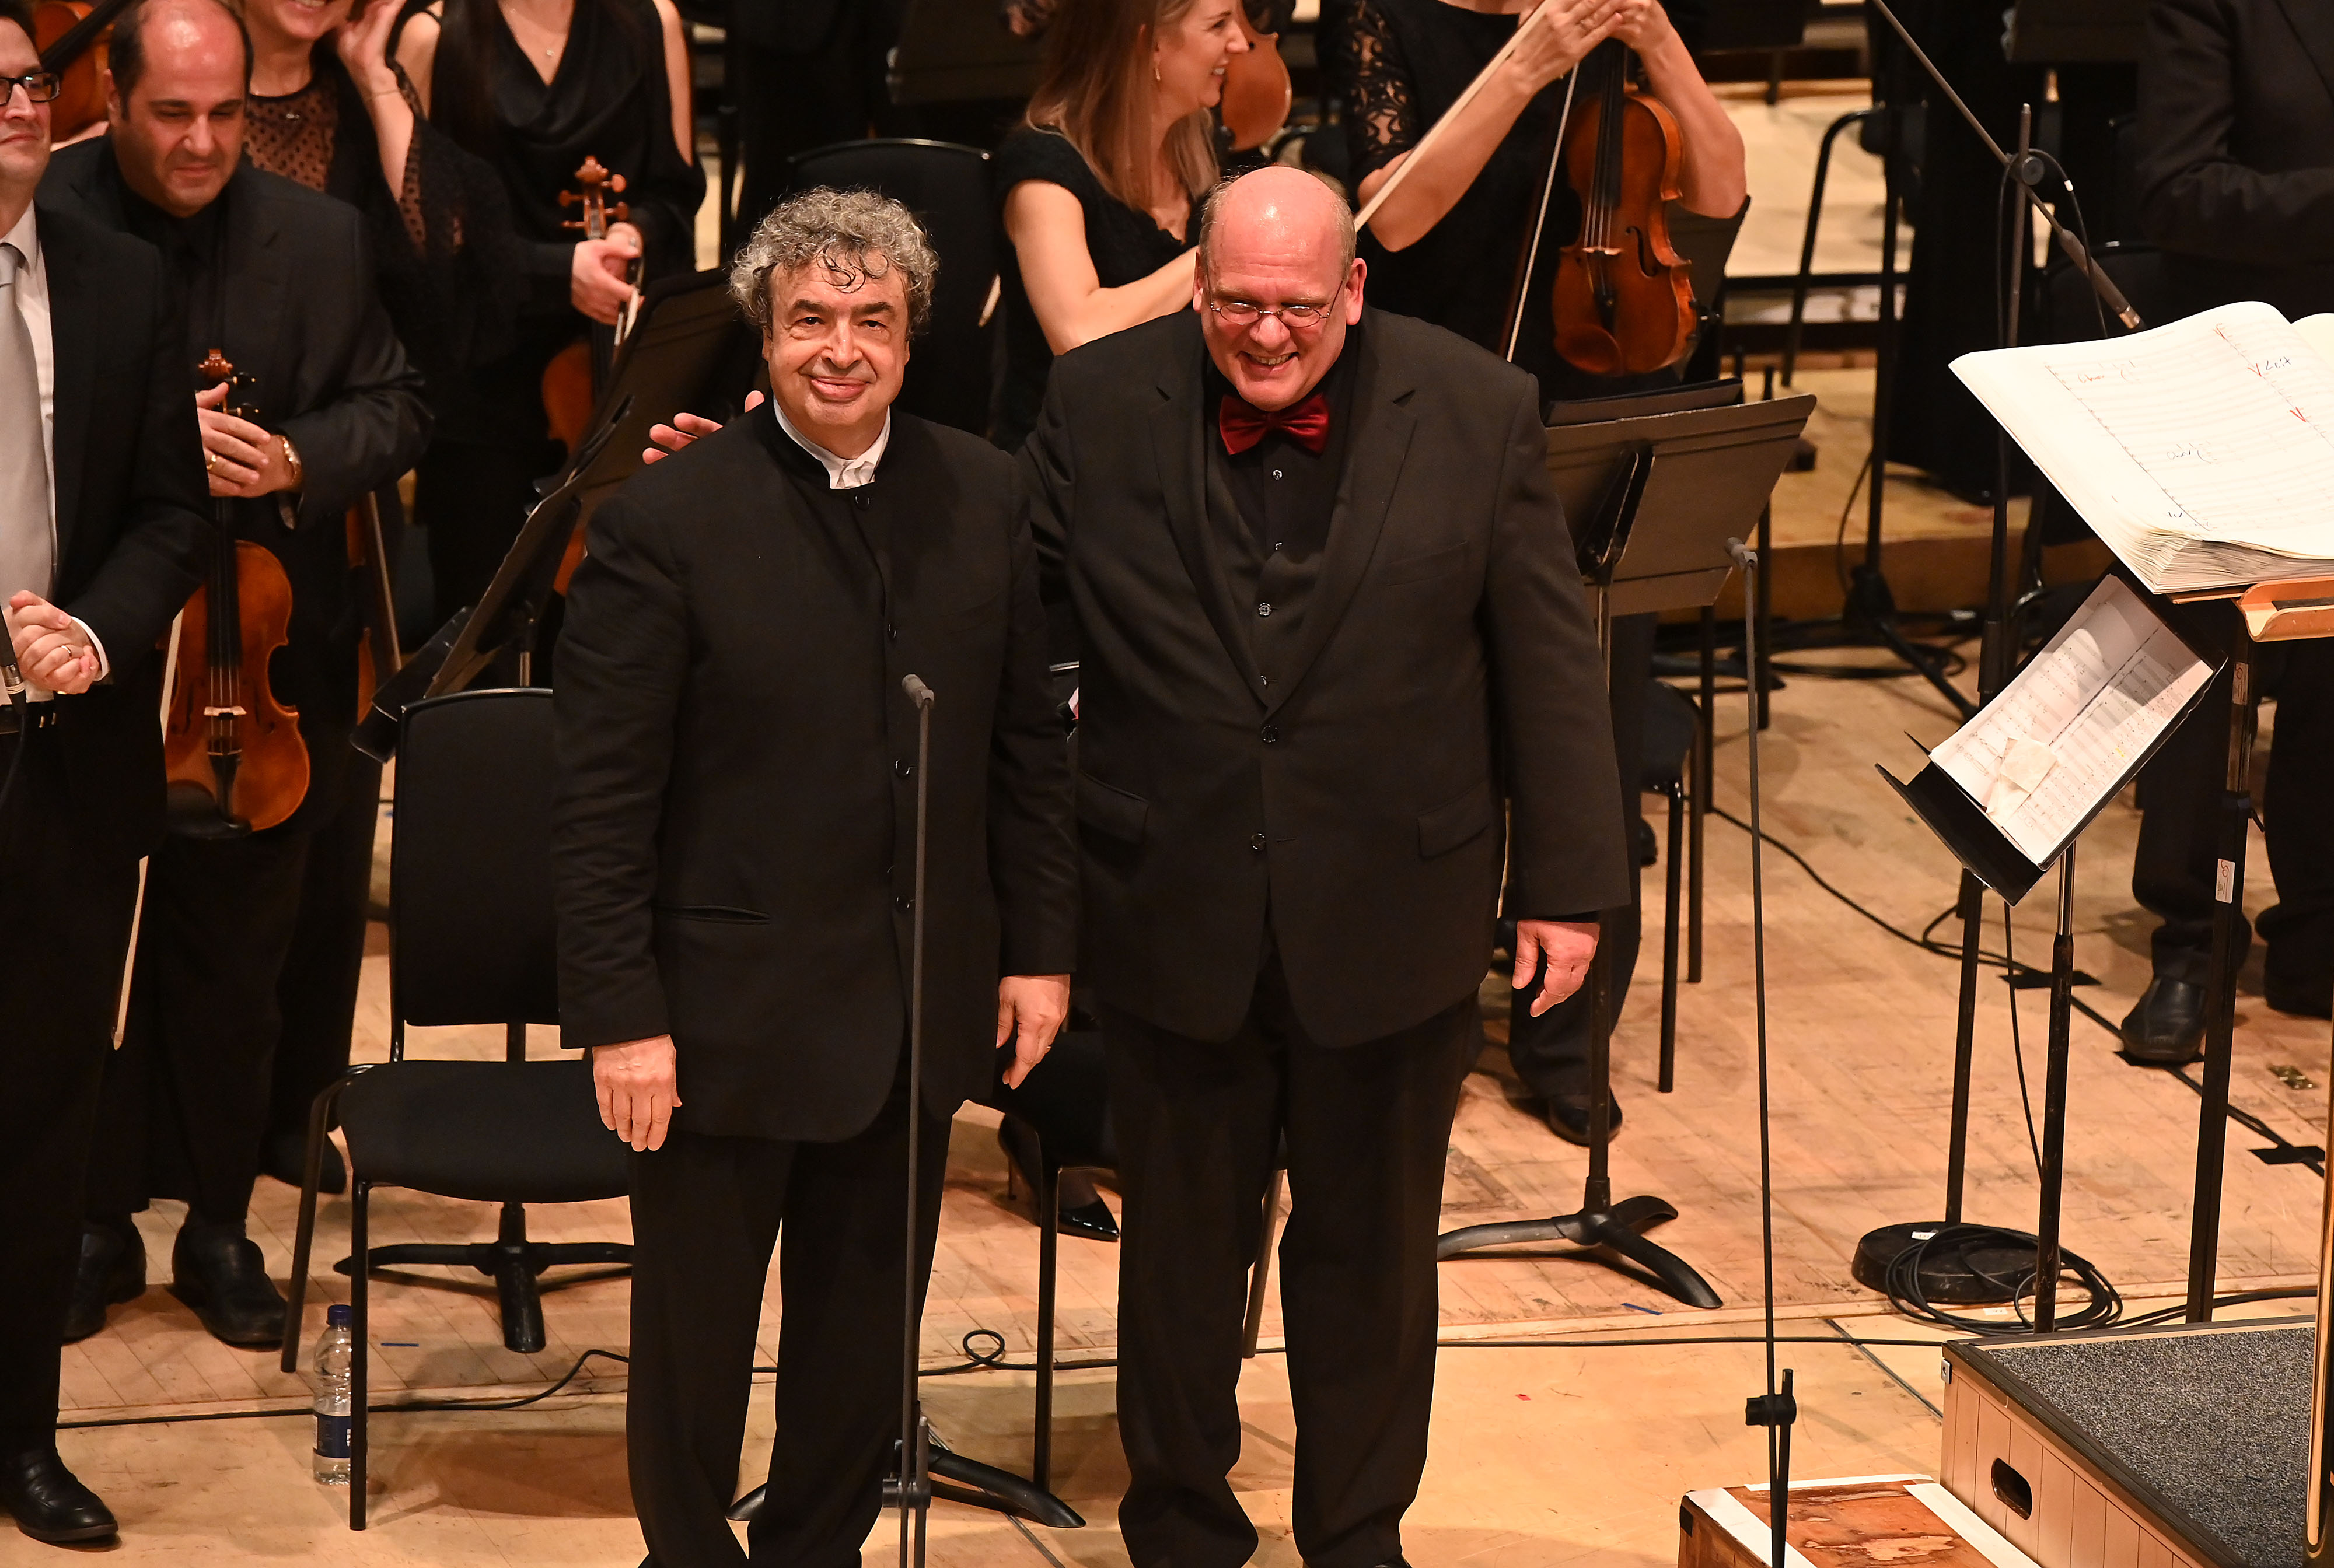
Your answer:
[278,432,304,494]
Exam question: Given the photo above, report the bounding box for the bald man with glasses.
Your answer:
[0,0,207,1544]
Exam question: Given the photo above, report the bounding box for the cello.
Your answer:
[162,349,310,836]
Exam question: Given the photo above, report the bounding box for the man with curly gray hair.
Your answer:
[552,187,1077,1567]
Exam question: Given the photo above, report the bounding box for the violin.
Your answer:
[543,156,640,593]
[1546,40,1696,377]
[1219,0,1291,155]
[162,349,310,837]
[32,0,134,143]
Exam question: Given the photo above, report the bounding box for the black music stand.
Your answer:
[1875,578,2214,1328]
[354,268,752,759]
[1437,388,1814,1309]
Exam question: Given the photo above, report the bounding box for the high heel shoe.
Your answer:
[996,1121,1118,1242]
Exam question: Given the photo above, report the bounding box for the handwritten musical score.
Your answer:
[1931,578,2211,867]
[1952,302,2334,593]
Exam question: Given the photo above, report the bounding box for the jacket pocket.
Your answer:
[1378,541,1468,586]
[654,904,771,924]
[1417,779,1495,859]
[1076,772,1150,844]
[942,586,1009,631]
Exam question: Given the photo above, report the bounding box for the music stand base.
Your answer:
[729,1446,1085,1531]
[1438,1194,1723,1308]
[1849,1222,2024,1306]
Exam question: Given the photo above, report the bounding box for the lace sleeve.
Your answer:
[1338,0,1420,182]
[389,64,431,253]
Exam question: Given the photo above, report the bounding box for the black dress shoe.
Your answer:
[997,1124,1119,1242]
[0,1448,117,1544]
[2120,977,2207,1066]
[1547,1093,1624,1147]
[169,1222,288,1348]
[61,1219,144,1344]
[261,1129,346,1195]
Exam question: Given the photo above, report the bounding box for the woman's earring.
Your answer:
[1153,62,1162,82]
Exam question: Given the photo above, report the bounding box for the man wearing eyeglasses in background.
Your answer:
[0,0,207,1544]
[1019,165,1627,1568]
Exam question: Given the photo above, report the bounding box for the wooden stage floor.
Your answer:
[47,642,2330,1567]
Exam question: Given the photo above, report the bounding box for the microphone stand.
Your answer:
[1843,0,2143,723]
[895,673,937,1568]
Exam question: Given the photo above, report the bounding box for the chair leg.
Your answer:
[1659,784,1685,1093]
[350,1182,369,1531]
[279,1074,353,1374]
[1242,1168,1285,1358]
[1033,1163,1059,1494]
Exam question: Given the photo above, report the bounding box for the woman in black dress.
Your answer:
[1339,0,1745,401]
[393,0,702,620]
[992,0,1255,451]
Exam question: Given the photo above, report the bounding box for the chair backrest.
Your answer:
[782,138,1000,438]
[390,687,560,1034]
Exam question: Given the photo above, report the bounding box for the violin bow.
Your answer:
[1352,0,1581,230]
[1501,61,1583,362]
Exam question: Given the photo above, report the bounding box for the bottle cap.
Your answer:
[326,1304,352,1327]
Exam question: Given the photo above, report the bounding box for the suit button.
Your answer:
[1256,601,1273,618]
[887,621,899,641]
[1259,723,1277,744]
[895,894,913,912]
[1250,833,1266,853]
[852,491,873,510]
[895,760,914,777]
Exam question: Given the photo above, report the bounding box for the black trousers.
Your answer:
[1106,953,1477,1568]
[0,732,139,1449]
[2133,599,2334,1013]
[1507,612,1651,1099]
[267,755,382,1144]
[85,828,312,1228]
[626,1077,948,1568]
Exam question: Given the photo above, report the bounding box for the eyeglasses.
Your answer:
[1206,298,1334,330]
[4,72,64,106]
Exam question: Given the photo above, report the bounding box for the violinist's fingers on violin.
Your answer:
[195,382,228,408]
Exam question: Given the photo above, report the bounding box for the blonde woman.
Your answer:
[993,0,1253,448]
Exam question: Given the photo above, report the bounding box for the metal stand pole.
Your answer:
[2187,642,2260,1322]
[2033,844,2077,1332]
[898,674,935,1568]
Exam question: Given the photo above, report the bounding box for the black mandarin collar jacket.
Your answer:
[1023,307,1628,1048]
[553,405,1077,1141]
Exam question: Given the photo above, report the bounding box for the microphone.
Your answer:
[901,673,934,710]
[1727,537,1756,570]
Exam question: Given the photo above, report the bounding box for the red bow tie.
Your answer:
[1218,391,1331,457]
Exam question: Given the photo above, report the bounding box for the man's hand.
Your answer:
[196,382,295,498]
[643,388,763,464]
[5,592,99,694]
[996,974,1071,1090]
[1512,918,1599,1017]
[572,222,642,325]
[592,1035,682,1152]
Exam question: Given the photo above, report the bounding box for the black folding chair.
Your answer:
[1643,678,1704,1093]
[782,138,1001,438]
[277,687,633,1530]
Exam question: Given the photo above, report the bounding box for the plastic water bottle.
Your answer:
[312,1304,354,1486]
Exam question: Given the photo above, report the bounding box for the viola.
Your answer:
[1546,40,1696,377]
[32,0,133,143]
[1219,1,1291,155]
[162,349,310,836]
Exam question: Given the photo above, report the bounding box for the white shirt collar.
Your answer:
[771,400,890,490]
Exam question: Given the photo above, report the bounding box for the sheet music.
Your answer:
[1952,303,2334,593]
[1931,577,2213,866]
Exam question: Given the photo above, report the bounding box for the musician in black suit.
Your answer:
[2113,0,2334,1059]
[0,0,208,1540]
[38,0,427,1349]
[1021,166,1627,1568]
[553,188,1077,1567]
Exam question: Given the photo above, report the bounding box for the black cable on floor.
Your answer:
[1707,806,2327,1178]
[1879,1223,2122,1336]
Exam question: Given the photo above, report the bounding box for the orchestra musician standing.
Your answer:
[40,0,428,1349]
[237,0,523,1193]
[1022,166,1627,1568]
[1336,0,1745,1143]
[0,0,208,1539]
[553,190,1077,1566]
[993,0,1255,451]
[391,0,701,624]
